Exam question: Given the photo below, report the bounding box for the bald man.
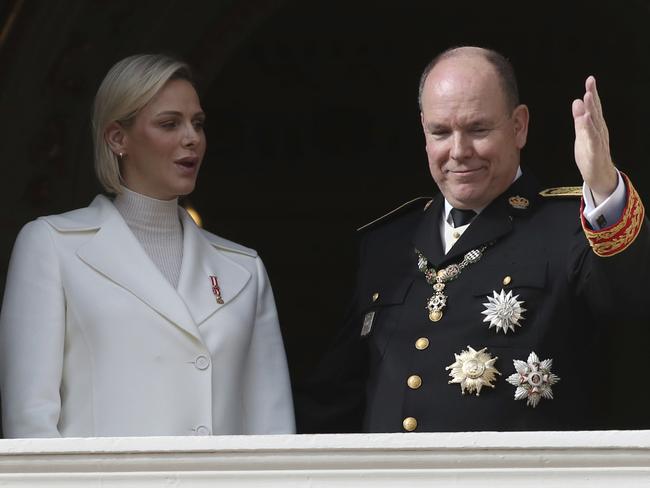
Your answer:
[298,46,649,433]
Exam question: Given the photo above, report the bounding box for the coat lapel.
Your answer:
[176,210,251,327]
[412,173,541,267]
[443,197,513,263]
[446,172,542,262]
[412,195,446,267]
[75,197,202,340]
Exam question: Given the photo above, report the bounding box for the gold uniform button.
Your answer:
[403,417,417,432]
[452,231,460,239]
[503,276,512,286]
[415,337,429,350]
[407,375,422,389]
[371,292,379,302]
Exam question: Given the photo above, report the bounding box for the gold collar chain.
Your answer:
[415,246,488,322]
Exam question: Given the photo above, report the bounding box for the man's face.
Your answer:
[420,55,529,209]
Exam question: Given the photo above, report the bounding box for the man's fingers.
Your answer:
[572,99,596,138]
[583,93,602,135]
[584,88,610,144]
[572,98,585,119]
[586,75,604,121]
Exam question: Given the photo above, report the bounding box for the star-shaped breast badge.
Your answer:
[446,346,500,396]
[506,351,560,408]
[482,289,526,334]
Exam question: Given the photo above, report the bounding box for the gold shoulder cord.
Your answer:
[538,186,582,197]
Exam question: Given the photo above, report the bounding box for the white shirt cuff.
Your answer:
[582,171,626,230]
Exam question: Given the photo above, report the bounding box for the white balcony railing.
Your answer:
[0,430,648,486]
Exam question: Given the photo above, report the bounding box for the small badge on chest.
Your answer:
[361,311,375,337]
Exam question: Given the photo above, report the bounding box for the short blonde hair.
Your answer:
[91,54,192,194]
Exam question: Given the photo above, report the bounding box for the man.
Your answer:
[298,46,648,433]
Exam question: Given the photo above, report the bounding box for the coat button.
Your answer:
[371,292,379,302]
[195,425,211,435]
[503,276,512,286]
[415,337,429,350]
[194,355,210,370]
[403,417,417,432]
[407,375,422,389]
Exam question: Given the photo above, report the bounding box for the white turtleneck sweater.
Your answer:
[113,187,183,288]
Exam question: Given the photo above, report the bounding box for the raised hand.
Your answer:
[572,76,618,205]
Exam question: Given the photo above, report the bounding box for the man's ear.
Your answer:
[512,104,529,150]
[105,122,127,155]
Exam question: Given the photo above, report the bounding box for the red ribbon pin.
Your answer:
[210,276,224,304]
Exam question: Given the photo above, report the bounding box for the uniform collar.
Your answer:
[441,166,523,224]
[414,169,540,268]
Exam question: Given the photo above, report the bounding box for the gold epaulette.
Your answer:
[539,186,582,197]
[357,197,431,232]
[581,172,645,257]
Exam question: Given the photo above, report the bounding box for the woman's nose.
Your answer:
[182,123,200,147]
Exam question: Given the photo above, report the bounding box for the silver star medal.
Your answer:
[506,351,560,407]
[446,346,501,396]
[481,289,526,334]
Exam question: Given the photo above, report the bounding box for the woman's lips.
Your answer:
[174,157,199,175]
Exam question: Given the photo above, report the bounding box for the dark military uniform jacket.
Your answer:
[297,172,649,433]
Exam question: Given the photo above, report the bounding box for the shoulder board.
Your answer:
[357,197,432,232]
[539,186,582,198]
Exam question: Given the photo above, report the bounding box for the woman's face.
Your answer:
[118,79,206,200]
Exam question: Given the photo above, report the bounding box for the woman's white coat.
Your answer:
[0,195,295,437]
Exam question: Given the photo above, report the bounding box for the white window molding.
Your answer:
[0,430,648,486]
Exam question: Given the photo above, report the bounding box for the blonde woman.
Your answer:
[0,54,295,437]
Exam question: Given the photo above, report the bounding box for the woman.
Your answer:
[0,54,295,437]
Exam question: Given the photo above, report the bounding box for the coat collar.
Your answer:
[413,173,541,268]
[47,195,251,341]
[176,209,251,327]
[412,195,446,267]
